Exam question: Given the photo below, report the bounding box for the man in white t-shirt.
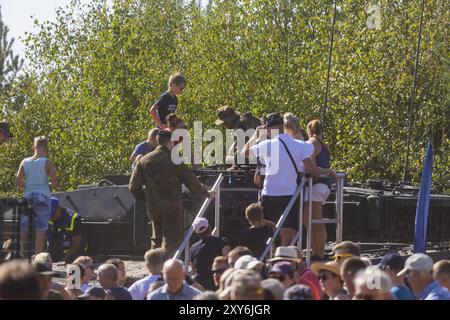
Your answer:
[128,248,165,300]
[241,113,329,246]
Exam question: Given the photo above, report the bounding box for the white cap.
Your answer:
[193,217,209,234]
[247,260,264,271]
[234,255,257,269]
[397,253,434,277]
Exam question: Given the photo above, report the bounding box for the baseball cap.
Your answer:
[265,113,283,127]
[33,252,53,270]
[78,287,106,299]
[397,253,434,277]
[32,261,61,277]
[192,217,209,234]
[0,121,12,139]
[378,252,405,271]
[215,106,240,126]
[269,261,295,276]
[234,255,257,270]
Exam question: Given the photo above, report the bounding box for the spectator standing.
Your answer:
[332,241,361,264]
[190,217,231,290]
[397,253,450,300]
[97,263,132,300]
[130,128,160,167]
[240,203,274,258]
[211,256,229,290]
[304,120,336,260]
[340,256,367,298]
[106,258,127,287]
[148,259,201,300]
[378,252,414,300]
[354,267,393,300]
[149,73,186,130]
[312,261,350,300]
[268,246,323,300]
[16,136,57,255]
[433,260,450,291]
[128,248,165,300]
[73,256,96,293]
[227,246,252,268]
[0,260,41,300]
[242,113,326,245]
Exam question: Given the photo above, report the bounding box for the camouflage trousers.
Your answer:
[147,197,184,257]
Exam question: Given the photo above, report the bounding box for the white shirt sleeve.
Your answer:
[302,141,315,160]
[249,140,269,158]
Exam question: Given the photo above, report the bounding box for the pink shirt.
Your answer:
[298,268,323,300]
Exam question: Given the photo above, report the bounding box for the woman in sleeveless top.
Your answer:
[305,120,336,261]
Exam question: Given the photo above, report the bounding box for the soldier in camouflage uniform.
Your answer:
[215,106,261,166]
[129,130,214,256]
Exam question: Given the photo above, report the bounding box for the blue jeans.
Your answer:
[21,192,52,231]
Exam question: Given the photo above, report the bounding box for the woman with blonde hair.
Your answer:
[305,119,336,261]
[283,113,307,141]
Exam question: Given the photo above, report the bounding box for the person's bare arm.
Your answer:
[241,126,266,158]
[303,158,335,179]
[45,159,58,190]
[302,158,321,178]
[149,104,167,129]
[15,160,25,188]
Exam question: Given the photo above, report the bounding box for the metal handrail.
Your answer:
[258,180,306,262]
[289,172,346,266]
[173,174,223,268]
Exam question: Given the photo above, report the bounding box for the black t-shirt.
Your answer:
[154,92,178,124]
[240,225,273,258]
[190,236,230,291]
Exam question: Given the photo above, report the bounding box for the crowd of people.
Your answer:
[1,240,449,300]
[1,73,449,301]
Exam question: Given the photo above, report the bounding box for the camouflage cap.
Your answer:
[215,106,240,126]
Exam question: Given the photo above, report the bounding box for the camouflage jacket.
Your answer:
[129,146,208,202]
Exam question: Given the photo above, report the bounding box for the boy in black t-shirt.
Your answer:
[240,203,275,259]
[149,73,186,130]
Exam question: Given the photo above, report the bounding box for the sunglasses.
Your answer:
[318,272,337,281]
[332,253,353,262]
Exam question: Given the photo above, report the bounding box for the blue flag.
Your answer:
[413,141,433,253]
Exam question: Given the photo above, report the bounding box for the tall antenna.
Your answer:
[403,0,426,182]
[321,0,338,128]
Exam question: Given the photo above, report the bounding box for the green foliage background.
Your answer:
[0,0,448,196]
